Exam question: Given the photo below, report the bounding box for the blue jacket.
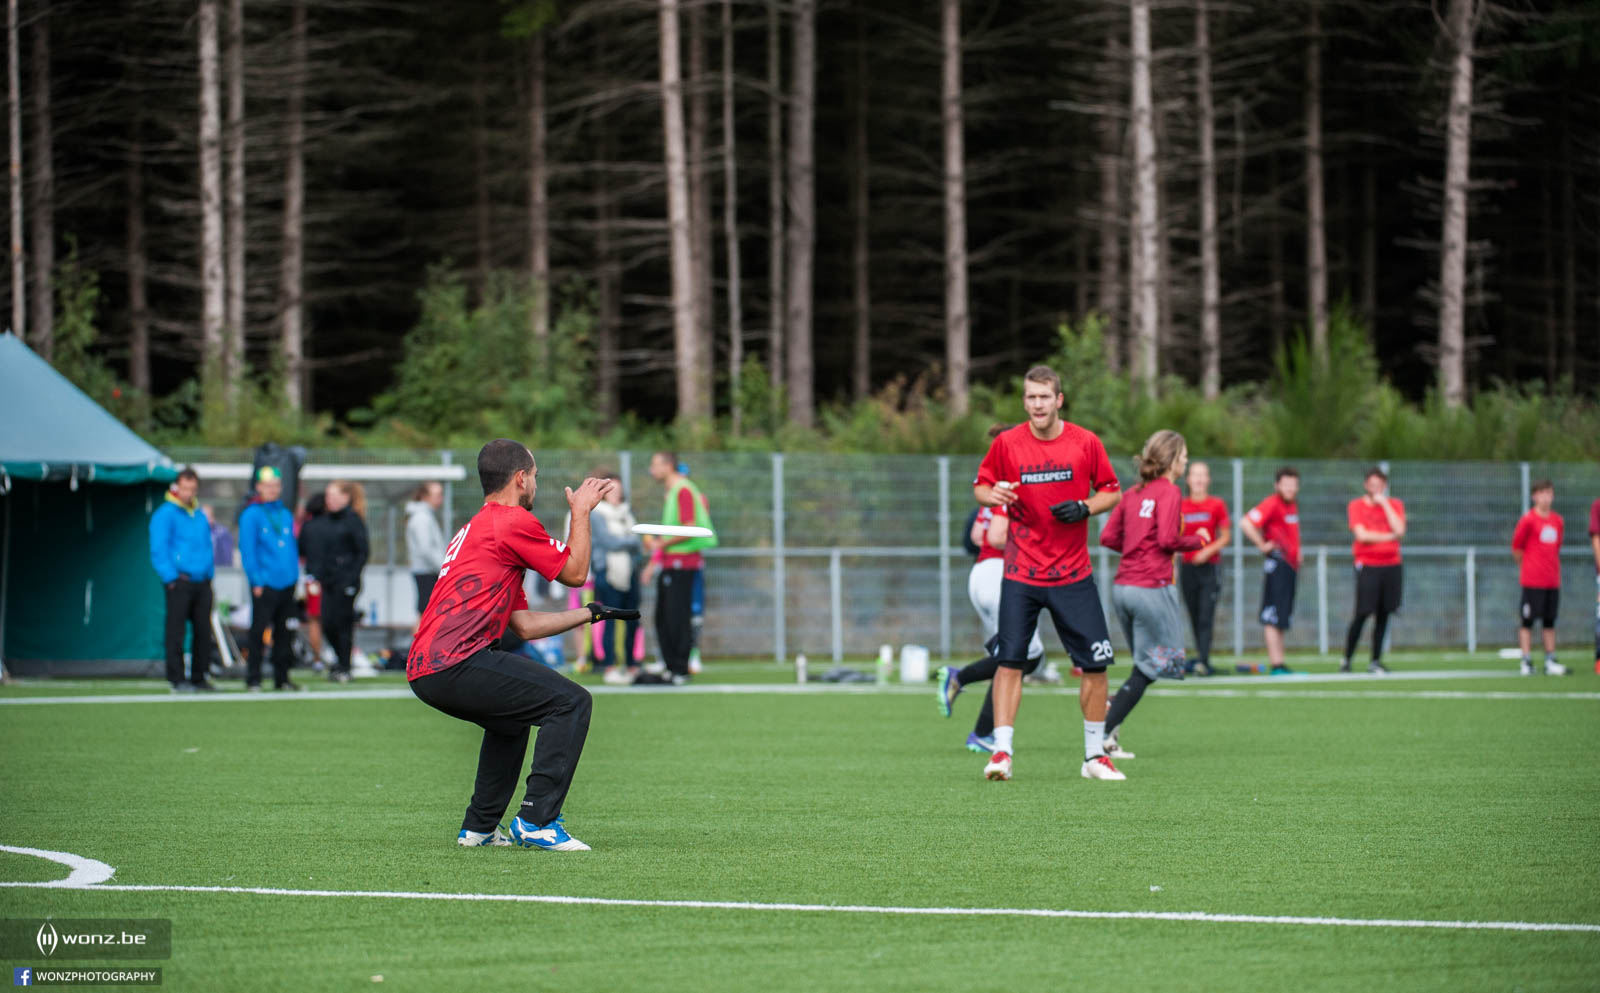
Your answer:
[238,499,300,589]
[149,493,215,584]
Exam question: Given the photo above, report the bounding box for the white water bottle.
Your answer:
[876,645,892,685]
[795,652,808,684]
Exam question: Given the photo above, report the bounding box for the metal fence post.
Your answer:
[1465,546,1477,653]
[830,547,843,662]
[1317,546,1329,656]
[619,450,632,501]
[773,453,786,662]
[1519,462,1530,512]
[1232,458,1245,659]
[440,449,454,535]
[937,456,951,661]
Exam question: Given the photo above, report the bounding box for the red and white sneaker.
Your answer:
[984,751,1012,781]
[1081,755,1126,780]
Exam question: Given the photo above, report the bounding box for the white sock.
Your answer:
[993,725,1015,755]
[1085,721,1105,759]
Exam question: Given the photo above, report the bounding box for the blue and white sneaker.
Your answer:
[965,732,996,754]
[457,826,512,847]
[936,667,961,717]
[509,815,591,852]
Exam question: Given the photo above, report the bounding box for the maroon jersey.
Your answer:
[1512,509,1563,590]
[407,502,572,679]
[1246,493,1301,571]
[1179,495,1228,565]
[1101,478,1203,588]
[975,421,1120,586]
[1349,496,1406,567]
[1590,499,1599,574]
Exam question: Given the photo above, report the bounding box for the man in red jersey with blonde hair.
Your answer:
[408,439,637,851]
[974,365,1122,783]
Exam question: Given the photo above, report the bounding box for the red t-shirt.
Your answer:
[1101,477,1203,588]
[1245,493,1301,571]
[1348,496,1406,567]
[1179,496,1228,565]
[975,421,1120,586]
[1512,509,1563,590]
[407,502,573,679]
[1589,499,1599,574]
[974,504,1008,564]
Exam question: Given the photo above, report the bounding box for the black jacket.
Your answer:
[301,508,369,593]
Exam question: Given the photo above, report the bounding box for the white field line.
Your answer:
[0,879,1596,935]
[0,669,1595,706]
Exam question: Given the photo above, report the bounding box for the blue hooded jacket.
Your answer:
[238,499,300,590]
[149,491,216,584]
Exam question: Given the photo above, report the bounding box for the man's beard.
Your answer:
[519,490,534,510]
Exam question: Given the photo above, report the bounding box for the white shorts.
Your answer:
[968,558,1044,660]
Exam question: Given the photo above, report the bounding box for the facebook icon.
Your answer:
[12,968,29,987]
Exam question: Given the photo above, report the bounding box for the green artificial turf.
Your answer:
[2,659,1598,992]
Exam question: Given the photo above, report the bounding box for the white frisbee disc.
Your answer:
[631,523,715,538]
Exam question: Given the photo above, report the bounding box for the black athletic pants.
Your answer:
[322,586,358,673]
[1179,561,1220,669]
[163,578,213,686]
[655,568,697,677]
[410,648,593,833]
[247,585,296,687]
[1105,667,1154,735]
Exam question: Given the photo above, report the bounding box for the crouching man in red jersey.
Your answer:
[408,439,637,851]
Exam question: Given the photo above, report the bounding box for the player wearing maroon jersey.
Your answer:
[407,440,638,851]
[1341,467,1407,675]
[1238,467,1301,675]
[973,366,1122,783]
[1178,461,1229,676]
[1099,431,1205,764]
[1511,480,1568,675]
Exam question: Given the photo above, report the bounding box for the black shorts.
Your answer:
[1520,587,1559,629]
[995,575,1114,672]
[414,572,438,614]
[1353,563,1403,616]
[1259,554,1297,630]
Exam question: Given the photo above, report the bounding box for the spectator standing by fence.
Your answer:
[407,482,447,624]
[1512,480,1568,675]
[1342,467,1406,675]
[239,467,300,691]
[1178,461,1229,676]
[1591,496,1600,674]
[590,472,645,684]
[303,480,369,683]
[150,467,216,693]
[643,451,717,683]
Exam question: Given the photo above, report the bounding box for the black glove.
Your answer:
[1050,499,1090,524]
[587,601,641,624]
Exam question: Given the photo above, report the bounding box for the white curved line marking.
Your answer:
[0,845,116,888]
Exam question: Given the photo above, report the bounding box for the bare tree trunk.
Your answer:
[1360,162,1376,326]
[1095,61,1122,372]
[1196,0,1220,397]
[596,73,619,428]
[1129,0,1159,395]
[688,3,714,406]
[661,0,706,421]
[472,55,490,296]
[1541,159,1556,386]
[128,121,149,392]
[1268,150,1286,354]
[528,31,549,352]
[766,0,783,392]
[278,0,305,410]
[25,7,49,358]
[1437,0,1476,407]
[224,0,244,383]
[941,0,969,415]
[7,0,22,341]
[850,13,870,402]
[784,0,815,428]
[1560,95,1576,377]
[198,0,229,406]
[722,0,744,431]
[1304,0,1327,362]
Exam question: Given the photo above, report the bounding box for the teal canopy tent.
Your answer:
[0,332,177,674]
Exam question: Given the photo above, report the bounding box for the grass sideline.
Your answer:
[1,654,1598,992]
